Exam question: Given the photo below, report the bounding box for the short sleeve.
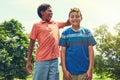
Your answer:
[29,24,37,40]
[59,32,67,47]
[87,30,97,46]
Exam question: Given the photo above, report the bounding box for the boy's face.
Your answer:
[69,12,82,26]
[41,7,53,22]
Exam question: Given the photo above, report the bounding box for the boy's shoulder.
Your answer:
[62,27,72,34]
[81,26,89,30]
[32,21,46,27]
[80,27,91,33]
[33,21,41,25]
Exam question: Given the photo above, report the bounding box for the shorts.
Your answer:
[63,73,87,80]
[33,58,59,80]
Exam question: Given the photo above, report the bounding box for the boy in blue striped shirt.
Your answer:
[59,8,97,80]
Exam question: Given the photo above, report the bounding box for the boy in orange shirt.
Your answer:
[26,3,70,80]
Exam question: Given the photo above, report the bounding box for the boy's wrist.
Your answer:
[62,68,67,72]
[88,67,93,71]
[27,59,31,63]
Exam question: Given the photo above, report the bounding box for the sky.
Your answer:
[0,0,120,33]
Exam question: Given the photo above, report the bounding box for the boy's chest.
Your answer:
[66,32,89,46]
[39,24,59,33]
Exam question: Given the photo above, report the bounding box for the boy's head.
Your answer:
[68,8,82,26]
[68,8,82,18]
[37,3,52,21]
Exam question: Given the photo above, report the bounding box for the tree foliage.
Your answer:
[0,19,29,79]
[94,23,120,79]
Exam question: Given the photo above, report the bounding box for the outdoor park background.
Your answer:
[0,0,120,80]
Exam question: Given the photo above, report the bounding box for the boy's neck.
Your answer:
[42,20,50,22]
[72,25,80,31]
[42,18,51,22]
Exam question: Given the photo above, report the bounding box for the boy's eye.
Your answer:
[70,16,74,18]
[76,15,80,18]
[48,10,52,12]
[70,15,80,18]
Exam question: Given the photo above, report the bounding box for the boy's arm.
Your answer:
[60,46,72,80]
[26,39,35,74]
[58,20,71,28]
[88,45,94,70]
[87,45,94,79]
[60,46,67,71]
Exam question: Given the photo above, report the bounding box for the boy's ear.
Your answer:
[81,16,83,20]
[41,11,44,15]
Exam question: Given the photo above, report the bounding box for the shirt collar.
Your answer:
[40,20,54,24]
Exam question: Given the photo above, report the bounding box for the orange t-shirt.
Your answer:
[30,20,65,62]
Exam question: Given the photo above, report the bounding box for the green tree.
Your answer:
[0,19,29,80]
[94,55,106,78]
[94,24,120,79]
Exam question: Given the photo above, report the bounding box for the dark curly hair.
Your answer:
[37,3,51,18]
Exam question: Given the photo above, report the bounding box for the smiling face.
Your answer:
[41,7,53,22]
[68,8,82,28]
[69,11,82,27]
[69,12,82,27]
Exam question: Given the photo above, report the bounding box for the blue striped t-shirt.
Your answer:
[59,27,97,74]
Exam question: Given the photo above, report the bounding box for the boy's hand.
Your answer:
[63,70,72,80]
[86,69,92,80]
[26,62,32,74]
[65,19,71,26]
